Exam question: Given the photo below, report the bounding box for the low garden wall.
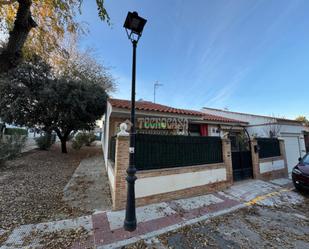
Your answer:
[105,127,289,210]
[251,138,288,180]
[108,129,233,210]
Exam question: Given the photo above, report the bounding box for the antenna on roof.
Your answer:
[153,81,163,103]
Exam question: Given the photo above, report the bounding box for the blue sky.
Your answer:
[78,0,309,119]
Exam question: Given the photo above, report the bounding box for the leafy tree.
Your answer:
[0,56,109,153]
[53,39,116,93]
[0,0,109,72]
[296,116,309,126]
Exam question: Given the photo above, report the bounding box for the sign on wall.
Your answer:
[137,117,188,131]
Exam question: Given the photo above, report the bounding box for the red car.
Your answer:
[292,153,309,191]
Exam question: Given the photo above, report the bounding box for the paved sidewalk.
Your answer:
[1,179,302,249]
[21,138,38,153]
[63,155,112,212]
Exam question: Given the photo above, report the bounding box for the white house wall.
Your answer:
[280,124,305,134]
[208,125,224,137]
[202,108,306,174]
[202,108,304,137]
[103,102,112,164]
[202,108,275,126]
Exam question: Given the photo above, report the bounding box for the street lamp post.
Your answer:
[123,11,147,232]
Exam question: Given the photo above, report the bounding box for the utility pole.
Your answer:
[153,81,163,103]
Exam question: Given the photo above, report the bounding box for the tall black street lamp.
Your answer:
[123,11,147,232]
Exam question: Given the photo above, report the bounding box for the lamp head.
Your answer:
[124,11,147,42]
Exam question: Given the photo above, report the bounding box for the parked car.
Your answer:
[292,153,309,191]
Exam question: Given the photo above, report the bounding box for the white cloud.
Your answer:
[204,65,251,107]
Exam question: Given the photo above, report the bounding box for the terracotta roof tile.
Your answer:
[108,98,247,124]
[201,114,247,124]
[109,98,202,116]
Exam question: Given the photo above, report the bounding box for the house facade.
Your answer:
[102,99,247,164]
[202,107,306,174]
[102,99,289,210]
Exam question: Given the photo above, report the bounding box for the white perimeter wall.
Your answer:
[135,167,227,198]
[102,102,112,164]
[107,162,115,191]
[259,159,285,174]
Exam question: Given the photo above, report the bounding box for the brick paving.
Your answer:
[1,178,301,249]
[69,192,243,249]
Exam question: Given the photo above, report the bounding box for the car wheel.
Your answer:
[293,180,302,191]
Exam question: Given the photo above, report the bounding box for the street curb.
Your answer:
[98,203,247,249]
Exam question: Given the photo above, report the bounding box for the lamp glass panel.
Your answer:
[130,18,141,30]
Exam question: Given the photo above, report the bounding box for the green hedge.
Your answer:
[4,128,28,136]
[0,135,26,166]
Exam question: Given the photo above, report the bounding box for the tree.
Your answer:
[53,39,116,93]
[295,116,309,127]
[263,119,282,138]
[49,78,108,153]
[0,0,109,73]
[0,56,110,153]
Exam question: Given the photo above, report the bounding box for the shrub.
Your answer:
[72,132,96,150]
[4,128,28,136]
[35,134,52,150]
[0,135,26,166]
[67,134,74,141]
[72,139,83,150]
[85,133,96,146]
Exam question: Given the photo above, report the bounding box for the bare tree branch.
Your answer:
[263,118,282,138]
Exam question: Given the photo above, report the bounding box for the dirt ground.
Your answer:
[0,143,102,232]
[125,192,309,249]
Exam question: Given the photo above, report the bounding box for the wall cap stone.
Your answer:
[221,138,231,142]
[136,163,226,178]
[259,155,284,163]
[117,122,129,137]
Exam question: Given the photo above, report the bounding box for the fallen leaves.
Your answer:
[0,144,101,231]
[22,226,91,249]
[125,199,309,249]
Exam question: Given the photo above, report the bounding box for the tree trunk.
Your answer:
[0,0,37,73]
[60,138,67,153]
[54,128,71,154]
